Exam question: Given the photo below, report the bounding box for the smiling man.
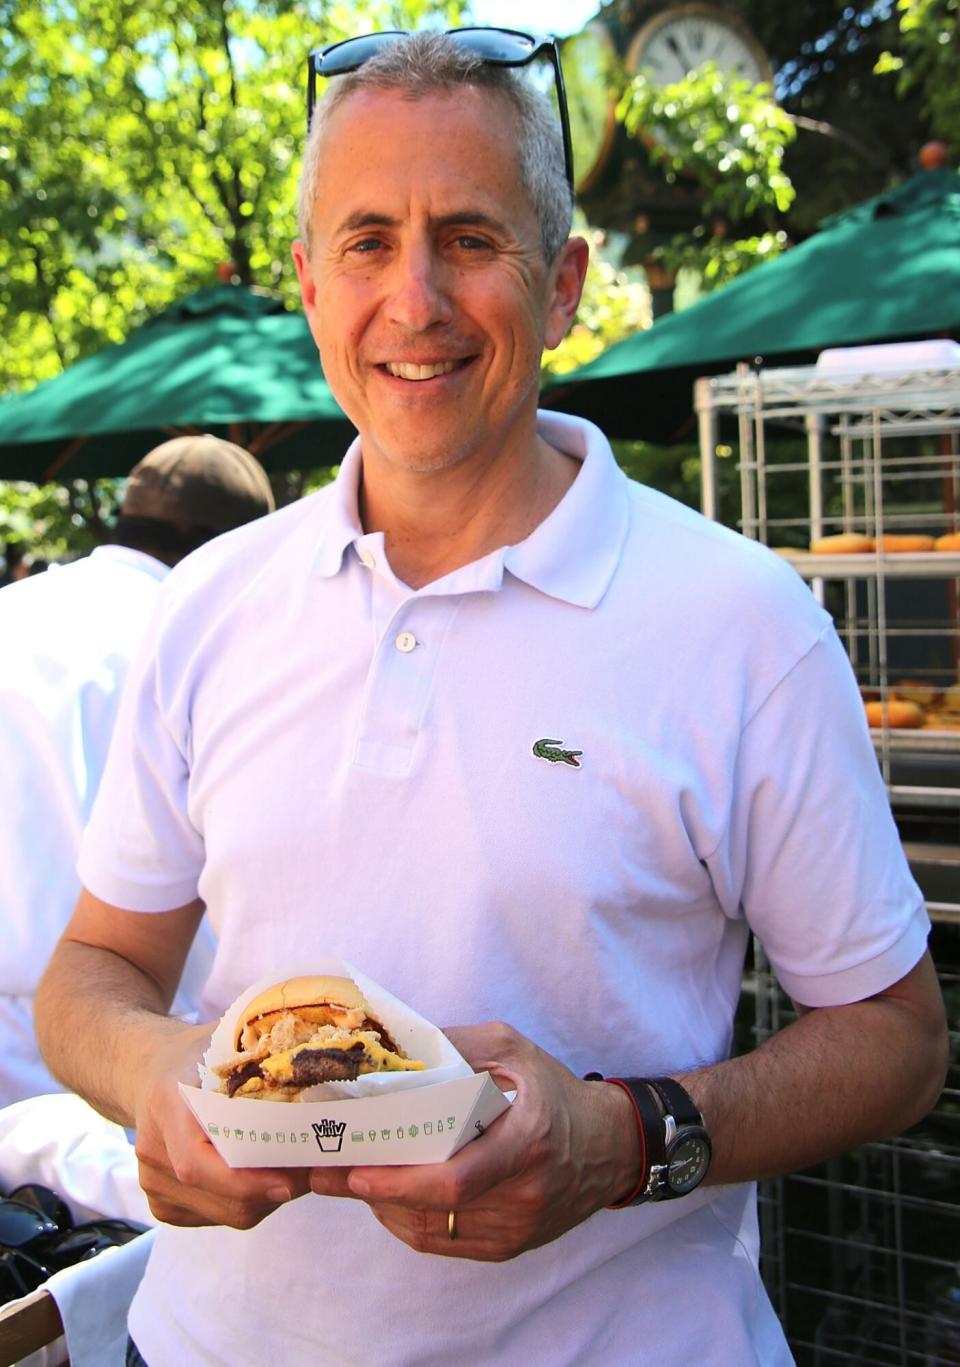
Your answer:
[292,58,588,587]
[36,29,947,1367]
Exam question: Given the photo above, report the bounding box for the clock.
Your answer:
[561,20,619,194]
[626,3,773,89]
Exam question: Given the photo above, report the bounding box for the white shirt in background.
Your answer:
[0,544,214,1105]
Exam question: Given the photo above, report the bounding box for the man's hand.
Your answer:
[132,1021,314,1229]
[308,1022,640,1261]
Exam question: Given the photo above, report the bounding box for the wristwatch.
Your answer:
[590,1074,712,1204]
[643,1076,712,1199]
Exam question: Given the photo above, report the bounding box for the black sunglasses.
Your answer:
[0,1184,148,1305]
[0,1247,51,1302]
[306,27,575,194]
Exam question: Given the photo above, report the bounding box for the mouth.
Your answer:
[380,358,471,382]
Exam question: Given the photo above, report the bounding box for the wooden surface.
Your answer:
[0,1289,65,1366]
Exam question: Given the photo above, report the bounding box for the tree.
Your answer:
[736,0,934,236]
[615,62,796,288]
[0,0,461,557]
[0,0,460,397]
[876,0,960,149]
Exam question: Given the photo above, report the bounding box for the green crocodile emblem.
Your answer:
[532,738,583,768]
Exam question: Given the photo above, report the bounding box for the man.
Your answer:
[36,32,946,1367]
[0,434,273,1104]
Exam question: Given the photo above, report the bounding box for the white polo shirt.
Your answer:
[79,413,928,1367]
[0,546,213,1106]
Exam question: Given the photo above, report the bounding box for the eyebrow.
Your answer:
[334,210,512,238]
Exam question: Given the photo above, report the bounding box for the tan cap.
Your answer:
[121,435,275,534]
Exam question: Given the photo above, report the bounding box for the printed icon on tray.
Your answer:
[312,1119,347,1153]
[352,1131,364,1143]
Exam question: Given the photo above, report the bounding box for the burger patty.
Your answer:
[224,1042,367,1097]
[360,1017,400,1056]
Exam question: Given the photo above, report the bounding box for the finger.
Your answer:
[137,1103,313,1223]
[369,1202,525,1263]
[346,1104,518,1208]
[307,1167,362,1199]
[442,1023,527,1070]
[138,1152,310,1226]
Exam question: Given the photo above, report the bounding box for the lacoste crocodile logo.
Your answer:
[532,738,583,768]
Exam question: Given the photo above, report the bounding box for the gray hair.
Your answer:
[297,31,573,263]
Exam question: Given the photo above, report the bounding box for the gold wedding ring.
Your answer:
[447,1209,458,1241]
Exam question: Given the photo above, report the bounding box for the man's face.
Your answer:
[293,85,584,477]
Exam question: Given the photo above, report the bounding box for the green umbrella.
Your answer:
[0,285,356,481]
[544,168,960,443]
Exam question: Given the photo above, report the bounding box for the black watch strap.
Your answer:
[645,1076,703,1126]
[602,1077,664,1208]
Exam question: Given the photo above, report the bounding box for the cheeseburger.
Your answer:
[213,974,424,1101]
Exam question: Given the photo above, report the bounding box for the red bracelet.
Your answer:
[602,1077,654,1208]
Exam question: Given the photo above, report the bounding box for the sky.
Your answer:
[470,0,600,39]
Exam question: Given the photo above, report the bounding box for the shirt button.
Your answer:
[395,631,417,653]
[358,548,375,569]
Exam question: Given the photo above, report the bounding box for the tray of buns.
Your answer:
[774,549,960,580]
[862,683,960,754]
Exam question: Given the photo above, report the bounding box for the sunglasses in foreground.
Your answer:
[0,1183,148,1305]
[306,27,574,194]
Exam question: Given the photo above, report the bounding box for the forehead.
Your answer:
[313,85,530,224]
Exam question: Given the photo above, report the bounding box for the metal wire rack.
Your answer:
[699,356,960,1363]
[751,930,960,1367]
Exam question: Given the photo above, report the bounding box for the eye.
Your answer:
[347,237,384,255]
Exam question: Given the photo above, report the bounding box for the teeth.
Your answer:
[385,360,458,381]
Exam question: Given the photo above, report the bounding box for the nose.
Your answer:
[383,243,453,332]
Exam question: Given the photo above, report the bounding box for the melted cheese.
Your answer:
[259,1031,424,1082]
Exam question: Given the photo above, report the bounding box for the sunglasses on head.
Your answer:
[306,27,575,194]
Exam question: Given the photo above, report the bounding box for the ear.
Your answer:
[292,239,323,349]
[543,236,590,352]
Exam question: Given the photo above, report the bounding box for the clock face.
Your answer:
[561,21,618,194]
[627,4,771,87]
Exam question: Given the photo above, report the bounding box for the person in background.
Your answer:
[36,31,947,1367]
[0,434,274,1105]
[0,543,28,585]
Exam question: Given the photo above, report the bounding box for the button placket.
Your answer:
[353,597,460,776]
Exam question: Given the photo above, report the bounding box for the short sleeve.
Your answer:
[704,624,930,1007]
[77,603,204,912]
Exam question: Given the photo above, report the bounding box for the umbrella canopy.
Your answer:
[0,285,356,481]
[544,168,960,443]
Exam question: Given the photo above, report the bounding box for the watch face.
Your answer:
[561,21,618,193]
[667,1130,711,1195]
[627,4,771,88]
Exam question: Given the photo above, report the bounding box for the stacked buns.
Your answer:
[807,532,960,554]
[862,682,960,731]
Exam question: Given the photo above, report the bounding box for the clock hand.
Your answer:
[665,34,686,66]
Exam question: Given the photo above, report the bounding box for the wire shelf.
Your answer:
[704,356,960,1362]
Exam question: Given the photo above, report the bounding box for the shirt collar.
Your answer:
[89,544,170,582]
[312,412,630,609]
[313,437,365,580]
[503,411,630,609]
